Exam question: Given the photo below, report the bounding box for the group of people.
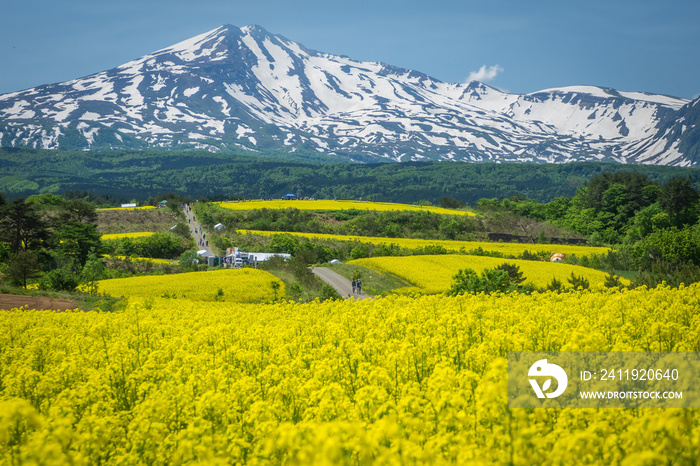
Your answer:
[351,278,362,295]
[183,203,209,248]
[195,228,208,247]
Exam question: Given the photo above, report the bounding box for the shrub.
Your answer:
[80,251,106,295]
[447,268,512,296]
[289,282,303,300]
[39,268,79,292]
[269,234,301,255]
[604,272,624,288]
[412,244,449,255]
[350,245,370,260]
[134,233,186,259]
[519,250,541,261]
[371,243,401,257]
[567,272,590,290]
[495,263,525,285]
[319,284,341,301]
[632,261,700,289]
[3,251,42,289]
[546,277,564,292]
[439,197,464,209]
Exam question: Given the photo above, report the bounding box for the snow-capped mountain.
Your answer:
[0,24,697,166]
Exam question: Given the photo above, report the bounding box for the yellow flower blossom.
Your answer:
[101,232,156,240]
[239,229,609,258]
[219,199,476,216]
[102,254,175,265]
[349,254,628,293]
[97,206,156,211]
[1,285,697,463]
[97,268,285,303]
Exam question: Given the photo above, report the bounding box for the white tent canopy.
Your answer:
[196,249,215,258]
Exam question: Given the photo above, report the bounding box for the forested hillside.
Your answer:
[479,171,700,286]
[2,148,699,204]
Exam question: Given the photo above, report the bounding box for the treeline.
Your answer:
[480,172,700,283]
[210,229,558,266]
[2,147,700,205]
[196,203,581,243]
[0,193,191,292]
[446,263,622,296]
[0,193,103,291]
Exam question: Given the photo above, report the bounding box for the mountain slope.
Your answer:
[0,25,695,165]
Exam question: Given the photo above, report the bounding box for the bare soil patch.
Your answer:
[0,294,79,311]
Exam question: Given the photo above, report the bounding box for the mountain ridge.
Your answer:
[0,24,697,166]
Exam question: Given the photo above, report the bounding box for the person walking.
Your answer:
[351,279,357,294]
[357,279,362,294]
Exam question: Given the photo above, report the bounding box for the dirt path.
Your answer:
[0,294,79,311]
[311,267,371,300]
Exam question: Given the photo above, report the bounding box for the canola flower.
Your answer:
[102,254,175,265]
[219,199,476,216]
[238,229,610,258]
[97,206,156,211]
[349,254,626,293]
[97,268,285,303]
[101,232,156,240]
[1,286,698,464]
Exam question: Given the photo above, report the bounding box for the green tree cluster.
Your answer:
[0,195,102,290]
[447,263,530,296]
[481,173,699,244]
[4,147,699,205]
[479,172,700,287]
[102,233,188,259]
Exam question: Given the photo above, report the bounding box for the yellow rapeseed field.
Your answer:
[219,199,476,216]
[350,254,625,293]
[1,286,698,464]
[102,254,175,265]
[97,206,156,211]
[101,232,156,240]
[238,229,609,258]
[97,269,285,303]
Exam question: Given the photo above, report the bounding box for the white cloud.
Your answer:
[466,64,503,83]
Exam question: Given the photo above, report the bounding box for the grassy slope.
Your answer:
[324,263,411,297]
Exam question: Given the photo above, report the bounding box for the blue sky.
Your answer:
[2,0,698,99]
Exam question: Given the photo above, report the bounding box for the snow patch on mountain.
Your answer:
[0,24,695,166]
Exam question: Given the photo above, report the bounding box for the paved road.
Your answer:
[184,207,366,300]
[311,267,371,300]
[184,204,213,255]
